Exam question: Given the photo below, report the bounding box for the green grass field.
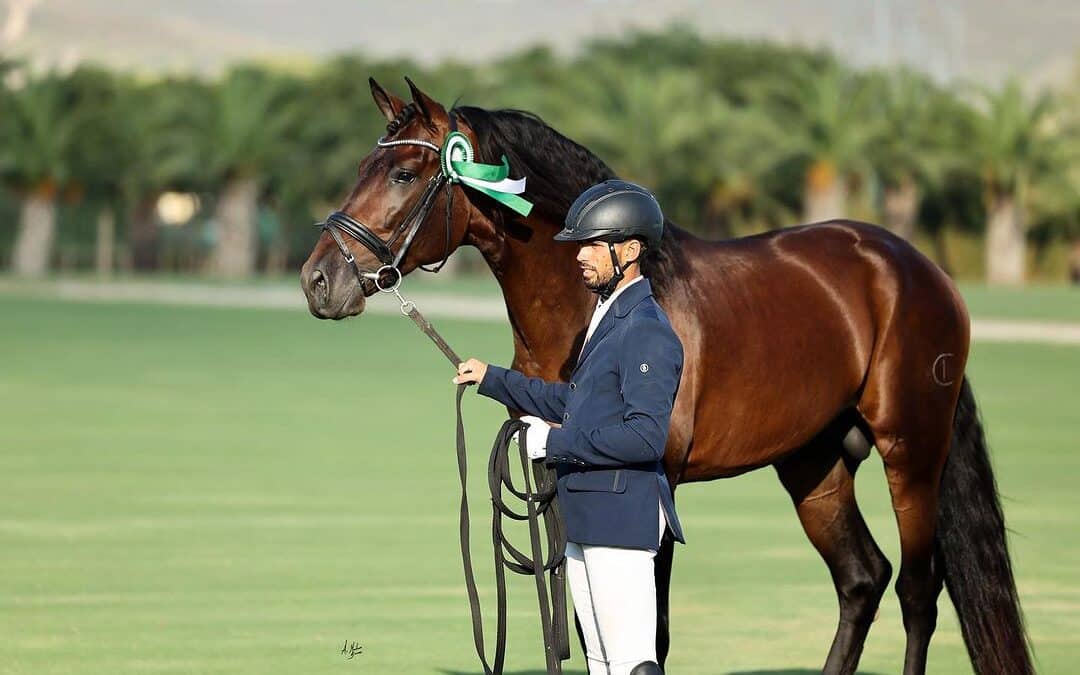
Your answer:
[1,294,1077,674]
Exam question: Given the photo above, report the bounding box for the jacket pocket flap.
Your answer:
[565,469,626,493]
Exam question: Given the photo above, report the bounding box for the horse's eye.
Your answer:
[392,169,417,184]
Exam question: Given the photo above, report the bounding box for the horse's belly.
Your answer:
[670,264,873,482]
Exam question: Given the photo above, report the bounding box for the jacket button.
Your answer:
[563,412,570,421]
[569,382,576,390]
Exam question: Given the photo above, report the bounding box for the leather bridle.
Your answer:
[316,113,461,295]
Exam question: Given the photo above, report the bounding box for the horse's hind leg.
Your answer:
[776,432,892,675]
[857,331,963,673]
[872,429,950,675]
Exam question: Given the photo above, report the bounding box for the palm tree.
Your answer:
[969,79,1063,285]
[1050,65,1080,283]
[865,68,966,242]
[572,32,840,234]
[192,65,306,278]
[290,56,397,209]
[108,76,211,271]
[0,68,79,277]
[548,56,740,231]
[64,65,133,276]
[742,59,885,224]
[1025,98,1080,283]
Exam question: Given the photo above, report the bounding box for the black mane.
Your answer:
[452,106,615,221]
[451,106,687,297]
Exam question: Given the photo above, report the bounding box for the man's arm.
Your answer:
[477,365,570,424]
[545,319,682,468]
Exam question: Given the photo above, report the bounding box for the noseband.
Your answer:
[317,114,462,295]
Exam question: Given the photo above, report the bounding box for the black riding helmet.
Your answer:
[555,180,664,300]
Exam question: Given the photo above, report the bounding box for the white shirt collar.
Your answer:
[597,274,644,310]
[581,275,645,352]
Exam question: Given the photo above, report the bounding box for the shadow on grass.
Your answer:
[728,671,887,675]
[440,671,587,675]
[442,665,889,669]
[440,665,885,669]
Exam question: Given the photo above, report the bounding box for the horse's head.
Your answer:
[300,78,472,319]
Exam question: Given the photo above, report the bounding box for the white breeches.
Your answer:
[564,501,667,675]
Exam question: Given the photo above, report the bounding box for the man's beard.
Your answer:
[583,267,612,292]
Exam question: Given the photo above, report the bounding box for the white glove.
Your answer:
[511,415,550,460]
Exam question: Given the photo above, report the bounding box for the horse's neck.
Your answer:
[469,216,592,380]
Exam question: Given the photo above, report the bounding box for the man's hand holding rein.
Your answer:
[454,358,489,385]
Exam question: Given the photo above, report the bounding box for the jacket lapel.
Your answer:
[571,278,654,374]
[573,311,616,372]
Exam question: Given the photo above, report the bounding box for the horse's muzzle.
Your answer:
[300,261,367,319]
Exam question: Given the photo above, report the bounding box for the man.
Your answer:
[454,180,686,675]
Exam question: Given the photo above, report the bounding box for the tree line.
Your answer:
[1,27,1078,284]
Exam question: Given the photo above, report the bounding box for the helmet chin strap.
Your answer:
[592,241,639,302]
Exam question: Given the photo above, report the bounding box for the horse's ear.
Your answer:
[404,76,446,126]
[370,77,406,123]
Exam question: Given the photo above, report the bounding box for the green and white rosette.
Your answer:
[440,132,534,217]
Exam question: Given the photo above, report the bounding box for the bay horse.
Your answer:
[299,78,1032,675]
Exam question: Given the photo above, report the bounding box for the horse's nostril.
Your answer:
[311,269,329,305]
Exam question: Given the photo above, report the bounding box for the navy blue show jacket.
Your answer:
[477,278,686,550]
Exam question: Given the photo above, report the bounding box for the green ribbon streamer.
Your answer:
[441,133,534,217]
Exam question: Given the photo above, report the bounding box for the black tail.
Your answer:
[936,376,1034,674]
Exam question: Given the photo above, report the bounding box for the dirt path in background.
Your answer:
[3,278,1079,345]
